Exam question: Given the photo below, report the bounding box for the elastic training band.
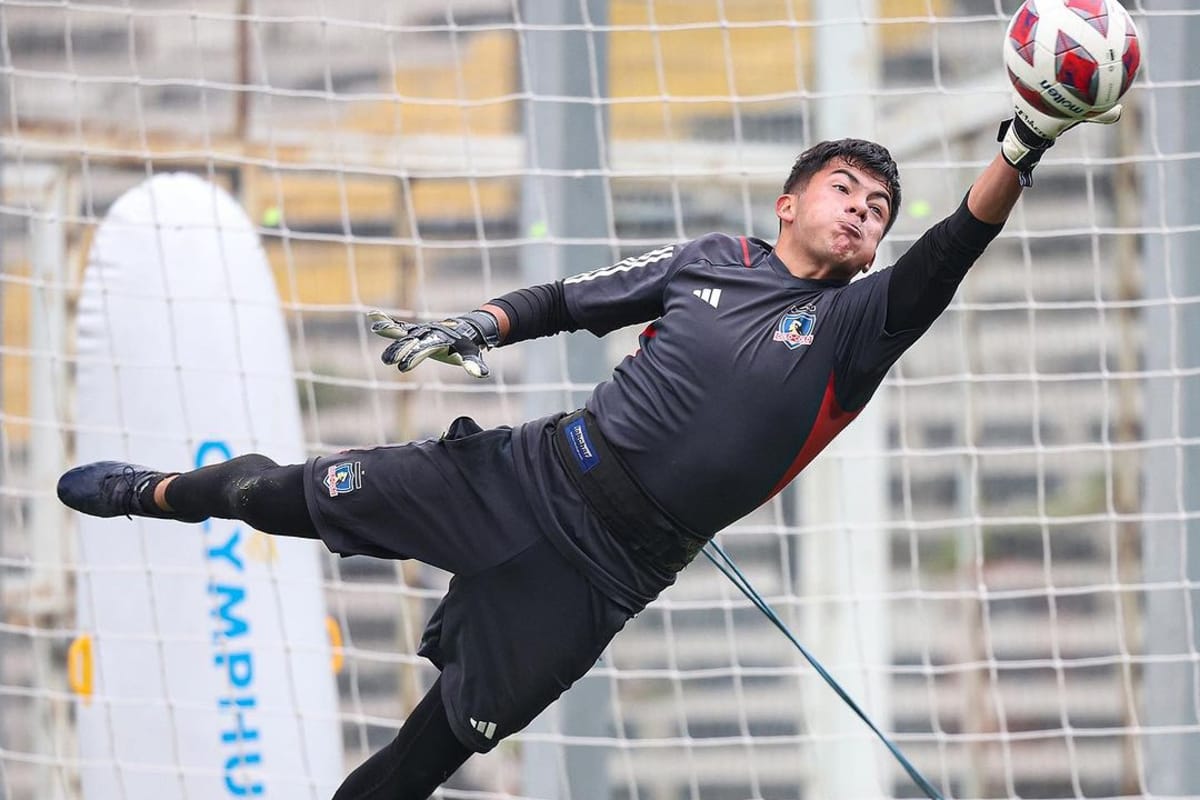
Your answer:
[702,540,944,800]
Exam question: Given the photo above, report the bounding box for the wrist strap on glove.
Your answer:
[459,310,501,348]
[998,116,1054,188]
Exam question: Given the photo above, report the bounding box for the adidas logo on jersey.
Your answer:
[692,287,721,308]
[469,717,497,739]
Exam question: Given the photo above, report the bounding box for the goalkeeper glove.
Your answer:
[998,94,1123,187]
[367,309,501,379]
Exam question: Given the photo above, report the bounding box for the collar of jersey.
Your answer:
[756,238,852,288]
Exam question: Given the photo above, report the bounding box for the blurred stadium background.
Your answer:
[1,0,1199,798]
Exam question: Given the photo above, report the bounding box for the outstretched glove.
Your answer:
[367,309,501,379]
[999,93,1122,187]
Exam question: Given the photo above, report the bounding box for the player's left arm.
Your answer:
[881,153,1023,333]
[833,167,1019,410]
[885,92,1126,337]
[880,187,1008,338]
[966,153,1023,225]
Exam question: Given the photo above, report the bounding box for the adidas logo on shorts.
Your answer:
[469,717,497,739]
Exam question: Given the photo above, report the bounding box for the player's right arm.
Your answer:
[368,243,684,378]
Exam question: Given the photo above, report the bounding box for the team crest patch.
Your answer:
[324,461,363,497]
[773,303,817,349]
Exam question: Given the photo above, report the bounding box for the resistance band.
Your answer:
[702,540,944,800]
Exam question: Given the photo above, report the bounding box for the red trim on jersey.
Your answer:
[739,236,752,267]
[765,372,861,500]
[632,322,658,357]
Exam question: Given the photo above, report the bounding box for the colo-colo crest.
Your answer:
[773,303,816,349]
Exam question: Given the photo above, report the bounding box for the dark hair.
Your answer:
[782,138,902,236]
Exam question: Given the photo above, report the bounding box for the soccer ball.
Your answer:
[1004,0,1141,120]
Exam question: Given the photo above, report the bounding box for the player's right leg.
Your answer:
[57,455,319,538]
[57,461,188,520]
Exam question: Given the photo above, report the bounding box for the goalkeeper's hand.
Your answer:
[367,309,501,379]
[999,94,1123,187]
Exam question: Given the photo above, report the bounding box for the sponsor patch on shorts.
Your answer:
[564,418,600,473]
[324,461,363,497]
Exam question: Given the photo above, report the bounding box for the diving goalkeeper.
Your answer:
[58,89,1118,797]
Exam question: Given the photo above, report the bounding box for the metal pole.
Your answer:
[29,170,71,800]
[1112,86,1145,799]
[957,255,987,799]
[517,0,610,412]
[235,0,250,140]
[0,33,7,772]
[1141,2,1200,794]
[518,1,612,798]
[801,2,889,798]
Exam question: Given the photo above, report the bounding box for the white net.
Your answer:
[1,1,1196,798]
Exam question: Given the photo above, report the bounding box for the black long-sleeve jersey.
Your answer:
[507,195,1003,610]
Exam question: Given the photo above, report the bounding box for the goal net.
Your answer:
[1,1,1195,798]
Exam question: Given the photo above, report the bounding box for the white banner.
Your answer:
[72,173,343,798]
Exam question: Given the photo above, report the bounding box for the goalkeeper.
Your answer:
[58,90,1113,798]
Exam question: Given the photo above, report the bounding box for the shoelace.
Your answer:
[112,465,141,519]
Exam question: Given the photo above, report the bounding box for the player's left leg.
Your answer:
[421,536,634,753]
[331,675,471,800]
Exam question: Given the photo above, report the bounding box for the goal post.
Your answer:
[799,2,889,797]
[1140,4,1200,796]
[516,1,613,797]
[1,1,1197,798]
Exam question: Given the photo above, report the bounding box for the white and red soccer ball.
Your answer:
[1004,0,1141,119]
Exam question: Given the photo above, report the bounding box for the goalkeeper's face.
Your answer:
[775,159,892,281]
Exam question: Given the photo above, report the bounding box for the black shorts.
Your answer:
[419,536,629,751]
[303,417,631,752]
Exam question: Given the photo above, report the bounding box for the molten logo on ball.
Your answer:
[1004,0,1141,119]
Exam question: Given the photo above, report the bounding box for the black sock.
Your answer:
[136,473,176,516]
[332,677,472,800]
[162,455,319,537]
